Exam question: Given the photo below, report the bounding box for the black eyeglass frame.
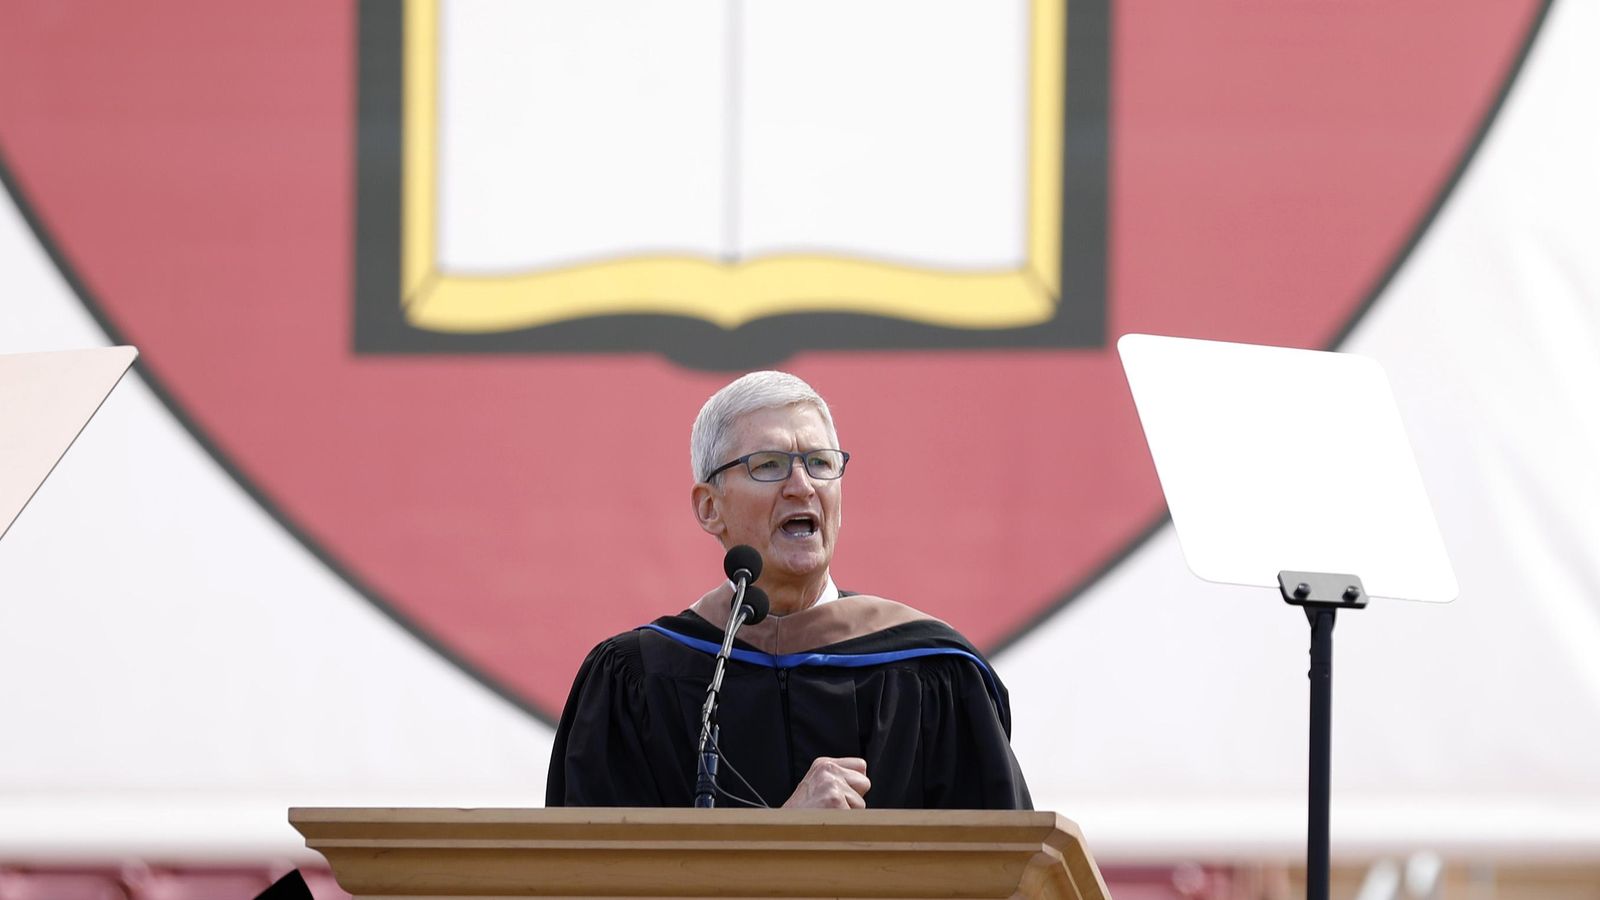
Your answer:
[703,449,851,483]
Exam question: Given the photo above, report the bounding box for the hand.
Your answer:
[782,756,871,809]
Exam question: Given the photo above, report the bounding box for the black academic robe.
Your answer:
[546,604,1032,809]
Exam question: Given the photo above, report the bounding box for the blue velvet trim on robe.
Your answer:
[639,623,1005,712]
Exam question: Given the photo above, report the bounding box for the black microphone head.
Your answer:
[723,544,763,584]
[740,586,770,625]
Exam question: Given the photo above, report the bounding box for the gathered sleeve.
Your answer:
[545,633,666,806]
[917,654,1033,810]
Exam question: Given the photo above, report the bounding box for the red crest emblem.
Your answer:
[0,0,1548,719]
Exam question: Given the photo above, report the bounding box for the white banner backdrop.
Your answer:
[1006,0,1600,859]
[1,0,1596,862]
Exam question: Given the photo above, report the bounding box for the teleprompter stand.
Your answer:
[1278,571,1369,900]
[1119,334,1459,900]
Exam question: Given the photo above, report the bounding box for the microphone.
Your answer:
[739,585,770,625]
[723,544,762,588]
[696,547,767,808]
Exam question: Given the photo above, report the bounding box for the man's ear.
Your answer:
[691,482,725,539]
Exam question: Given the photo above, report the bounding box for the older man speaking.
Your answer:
[546,371,1030,809]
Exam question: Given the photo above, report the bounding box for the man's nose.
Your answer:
[780,458,816,496]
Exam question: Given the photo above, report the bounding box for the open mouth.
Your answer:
[780,514,818,538]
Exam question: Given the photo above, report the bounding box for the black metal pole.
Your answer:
[694,724,719,808]
[694,581,754,808]
[1306,606,1336,900]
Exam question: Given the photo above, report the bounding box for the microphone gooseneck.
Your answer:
[696,547,766,808]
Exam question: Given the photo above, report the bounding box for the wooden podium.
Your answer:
[289,808,1110,899]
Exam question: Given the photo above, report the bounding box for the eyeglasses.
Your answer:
[705,449,851,483]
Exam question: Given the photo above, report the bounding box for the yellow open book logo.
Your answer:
[353,0,1107,366]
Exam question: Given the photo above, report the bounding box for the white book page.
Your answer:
[738,0,1030,269]
[436,0,728,273]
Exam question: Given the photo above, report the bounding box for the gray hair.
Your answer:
[690,371,839,482]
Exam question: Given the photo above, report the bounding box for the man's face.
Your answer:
[694,404,843,593]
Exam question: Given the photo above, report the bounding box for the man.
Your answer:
[546,371,1030,809]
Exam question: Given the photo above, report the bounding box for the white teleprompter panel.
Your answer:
[0,346,136,541]
[1118,333,1456,603]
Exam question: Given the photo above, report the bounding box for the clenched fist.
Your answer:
[782,757,871,809]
